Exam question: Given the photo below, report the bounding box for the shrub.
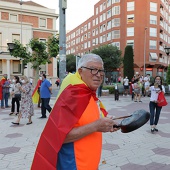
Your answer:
[102,86,115,94]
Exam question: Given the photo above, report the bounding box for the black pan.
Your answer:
[113,109,150,133]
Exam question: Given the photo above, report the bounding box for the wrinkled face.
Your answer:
[78,61,104,91]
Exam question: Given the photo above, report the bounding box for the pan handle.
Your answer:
[113,124,121,128]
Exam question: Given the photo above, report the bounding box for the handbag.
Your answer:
[14,93,21,101]
[157,91,168,107]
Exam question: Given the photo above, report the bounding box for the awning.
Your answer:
[150,53,158,59]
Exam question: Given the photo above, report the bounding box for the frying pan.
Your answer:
[113,109,150,133]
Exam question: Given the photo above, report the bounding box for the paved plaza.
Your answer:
[0,92,170,170]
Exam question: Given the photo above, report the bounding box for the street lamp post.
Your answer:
[59,0,67,83]
[143,27,147,76]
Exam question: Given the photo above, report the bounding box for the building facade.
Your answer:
[66,0,170,79]
[0,0,58,84]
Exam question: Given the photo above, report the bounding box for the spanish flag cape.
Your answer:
[0,77,6,100]
[32,80,42,104]
[31,72,108,170]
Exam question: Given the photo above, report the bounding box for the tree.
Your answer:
[166,65,170,85]
[91,44,122,72]
[8,35,59,82]
[123,45,134,81]
[66,54,76,73]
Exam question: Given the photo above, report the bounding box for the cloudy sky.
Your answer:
[30,0,99,30]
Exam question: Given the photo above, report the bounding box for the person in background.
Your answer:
[123,76,129,96]
[1,74,10,108]
[39,74,52,118]
[31,53,119,170]
[0,76,6,108]
[144,74,150,97]
[55,77,60,89]
[147,76,165,133]
[12,76,34,125]
[9,76,21,116]
[133,78,142,102]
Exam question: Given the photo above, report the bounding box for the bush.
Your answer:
[102,86,115,94]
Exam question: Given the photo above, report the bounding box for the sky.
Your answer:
[30,0,99,30]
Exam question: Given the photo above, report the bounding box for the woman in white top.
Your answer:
[10,76,21,115]
[149,76,165,133]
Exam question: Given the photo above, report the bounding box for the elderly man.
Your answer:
[31,54,119,170]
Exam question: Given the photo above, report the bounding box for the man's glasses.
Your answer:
[81,66,105,76]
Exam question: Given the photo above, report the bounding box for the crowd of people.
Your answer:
[0,73,55,125]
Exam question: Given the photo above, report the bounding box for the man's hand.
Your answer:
[95,117,120,133]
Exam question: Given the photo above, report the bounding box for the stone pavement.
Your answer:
[0,94,170,170]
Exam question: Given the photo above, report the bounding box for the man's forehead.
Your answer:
[86,61,103,67]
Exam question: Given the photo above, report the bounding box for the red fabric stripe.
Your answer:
[31,84,97,170]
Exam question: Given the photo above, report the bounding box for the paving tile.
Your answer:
[0,94,170,170]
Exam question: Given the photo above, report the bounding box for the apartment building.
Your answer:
[0,0,58,82]
[66,0,170,79]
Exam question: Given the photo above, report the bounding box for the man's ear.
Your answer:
[78,68,82,74]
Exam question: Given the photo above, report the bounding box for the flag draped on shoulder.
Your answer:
[32,80,41,104]
[31,72,107,170]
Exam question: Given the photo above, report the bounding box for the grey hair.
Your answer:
[77,53,103,69]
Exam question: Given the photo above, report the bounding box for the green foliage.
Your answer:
[47,35,59,58]
[166,65,170,84]
[123,45,134,81]
[66,54,76,73]
[91,44,122,72]
[102,86,115,94]
[29,38,50,69]
[9,40,31,64]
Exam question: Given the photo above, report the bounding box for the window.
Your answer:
[150,2,157,12]
[112,42,120,49]
[103,13,106,21]
[96,28,98,35]
[112,18,120,27]
[39,18,46,28]
[100,4,103,12]
[150,15,157,25]
[127,14,134,24]
[96,7,98,15]
[107,21,111,30]
[149,53,158,62]
[93,19,95,26]
[107,0,111,7]
[127,2,134,11]
[0,60,2,74]
[113,0,120,3]
[107,9,111,18]
[149,40,157,49]
[12,34,20,41]
[88,22,91,29]
[107,32,111,41]
[113,6,120,15]
[13,60,20,73]
[0,33,2,51]
[10,14,17,21]
[127,27,134,36]
[96,17,98,25]
[100,15,103,22]
[150,28,157,37]
[100,36,103,43]
[112,30,120,39]
[127,40,134,48]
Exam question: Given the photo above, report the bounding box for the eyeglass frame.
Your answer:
[81,66,105,76]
